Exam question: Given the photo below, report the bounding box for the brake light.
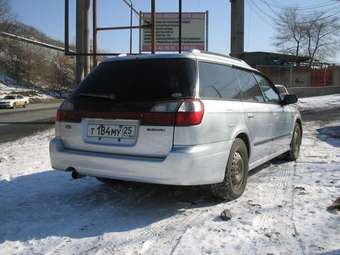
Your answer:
[145,101,178,125]
[175,100,204,126]
[56,100,78,122]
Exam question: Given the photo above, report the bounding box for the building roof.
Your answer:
[241,51,310,67]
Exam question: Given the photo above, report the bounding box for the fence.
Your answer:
[256,65,340,88]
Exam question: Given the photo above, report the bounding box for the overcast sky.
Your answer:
[8,0,340,63]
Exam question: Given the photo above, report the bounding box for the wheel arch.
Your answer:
[234,132,251,158]
[296,118,303,134]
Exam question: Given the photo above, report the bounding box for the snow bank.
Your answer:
[0,82,55,101]
[298,94,340,112]
[0,129,54,181]
[0,81,55,101]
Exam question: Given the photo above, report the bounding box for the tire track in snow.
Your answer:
[69,185,213,255]
[44,183,161,255]
[93,206,209,255]
[290,162,307,255]
[251,160,304,254]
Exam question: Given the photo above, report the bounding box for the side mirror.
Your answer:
[282,94,298,105]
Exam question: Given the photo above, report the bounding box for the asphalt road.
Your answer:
[302,107,340,122]
[0,103,60,143]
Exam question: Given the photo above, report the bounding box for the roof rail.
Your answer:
[191,49,246,63]
[191,49,201,54]
[204,51,244,62]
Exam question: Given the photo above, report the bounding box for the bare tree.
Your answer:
[274,8,305,64]
[0,0,12,31]
[50,53,76,96]
[274,8,340,66]
[0,0,9,20]
[304,14,340,66]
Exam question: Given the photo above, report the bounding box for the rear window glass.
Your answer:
[199,62,241,100]
[73,58,196,102]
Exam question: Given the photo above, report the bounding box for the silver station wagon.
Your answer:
[50,50,302,200]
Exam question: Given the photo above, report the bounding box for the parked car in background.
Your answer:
[0,94,29,109]
[275,84,289,99]
[50,50,302,201]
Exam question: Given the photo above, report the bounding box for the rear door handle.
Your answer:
[247,113,254,119]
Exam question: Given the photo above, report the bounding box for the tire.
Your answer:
[285,123,302,161]
[211,138,249,201]
[23,103,26,108]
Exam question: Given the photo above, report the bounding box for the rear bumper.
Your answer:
[49,138,232,185]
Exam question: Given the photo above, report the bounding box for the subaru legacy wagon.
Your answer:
[50,50,302,200]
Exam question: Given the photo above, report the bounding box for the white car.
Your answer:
[50,51,302,201]
[0,95,29,109]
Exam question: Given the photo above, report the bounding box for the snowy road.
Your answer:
[0,103,59,143]
[0,119,340,254]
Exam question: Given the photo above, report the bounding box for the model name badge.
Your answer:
[147,128,166,132]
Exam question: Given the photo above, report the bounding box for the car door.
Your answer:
[234,69,273,165]
[14,96,19,106]
[17,95,24,106]
[254,74,292,155]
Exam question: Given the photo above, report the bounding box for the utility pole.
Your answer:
[76,0,90,85]
[92,0,98,68]
[230,0,244,59]
[151,0,156,54]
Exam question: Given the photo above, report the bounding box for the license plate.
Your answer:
[87,124,136,139]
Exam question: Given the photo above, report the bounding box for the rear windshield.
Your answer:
[73,58,196,102]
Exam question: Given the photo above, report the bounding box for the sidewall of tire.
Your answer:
[287,123,302,161]
[211,138,249,201]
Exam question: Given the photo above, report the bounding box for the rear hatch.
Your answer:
[57,57,197,157]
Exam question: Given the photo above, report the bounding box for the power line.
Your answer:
[249,0,340,25]
[258,0,279,16]
[260,0,339,17]
[248,0,278,23]
[266,0,338,11]
[121,0,144,21]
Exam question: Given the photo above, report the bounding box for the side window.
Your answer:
[254,74,280,104]
[234,69,265,103]
[199,62,241,100]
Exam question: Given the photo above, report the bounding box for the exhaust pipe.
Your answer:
[70,168,85,179]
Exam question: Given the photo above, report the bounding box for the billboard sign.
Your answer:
[141,12,207,52]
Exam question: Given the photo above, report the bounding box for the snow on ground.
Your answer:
[298,94,340,112]
[0,74,58,103]
[0,81,55,101]
[0,121,340,255]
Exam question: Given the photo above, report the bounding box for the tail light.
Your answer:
[146,99,204,126]
[175,100,204,126]
[144,101,178,126]
[56,100,78,122]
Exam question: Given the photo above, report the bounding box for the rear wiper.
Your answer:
[79,93,116,100]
